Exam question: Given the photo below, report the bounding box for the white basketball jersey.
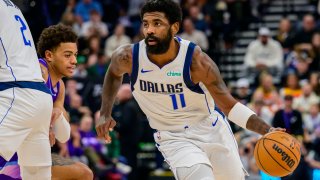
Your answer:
[0,0,43,82]
[131,38,223,131]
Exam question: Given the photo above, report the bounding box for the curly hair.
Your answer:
[140,0,182,25]
[37,24,78,58]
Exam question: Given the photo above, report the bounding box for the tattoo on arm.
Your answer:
[192,48,236,114]
[246,114,271,135]
[205,65,211,78]
[205,61,229,96]
[117,50,130,65]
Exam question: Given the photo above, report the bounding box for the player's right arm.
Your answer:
[96,44,133,142]
[190,46,285,135]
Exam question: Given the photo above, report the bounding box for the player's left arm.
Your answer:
[52,80,71,143]
[190,46,283,135]
[53,80,69,121]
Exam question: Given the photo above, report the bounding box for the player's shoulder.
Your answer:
[109,44,133,74]
[58,79,65,92]
[0,1,23,30]
[0,1,20,15]
[192,44,202,58]
[191,44,208,68]
[111,44,134,67]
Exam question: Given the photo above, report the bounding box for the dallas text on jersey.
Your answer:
[139,79,183,94]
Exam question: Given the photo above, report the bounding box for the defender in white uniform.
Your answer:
[0,0,52,179]
[96,0,284,179]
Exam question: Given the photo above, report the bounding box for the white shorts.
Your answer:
[0,86,52,166]
[153,110,247,180]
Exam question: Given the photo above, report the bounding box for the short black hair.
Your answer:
[37,24,78,58]
[140,0,182,25]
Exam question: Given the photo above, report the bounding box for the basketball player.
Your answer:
[96,0,285,179]
[0,1,53,179]
[1,24,93,180]
[37,24,93,180]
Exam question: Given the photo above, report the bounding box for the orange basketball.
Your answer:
[254,131,301,177]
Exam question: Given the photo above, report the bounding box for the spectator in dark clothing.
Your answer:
[310,32,320,71]
[275,18,295,50]
[83,77,104,113]
[188,5,208,33]
[272,95,310,180]
[272,95,304,137]
[112,84,144,180]
[68,94,91,124]
[292,14,316,46]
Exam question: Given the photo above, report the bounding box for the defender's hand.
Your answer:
[95,115,116,143]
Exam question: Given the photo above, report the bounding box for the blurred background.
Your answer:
[10,0,320,179]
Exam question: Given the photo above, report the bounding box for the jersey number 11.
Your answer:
[169,93,186,110]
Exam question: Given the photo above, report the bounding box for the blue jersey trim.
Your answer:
[183,42,204,94]
[176,36,182,42]
[130,43,139,91]
[221,115,239,150]
[39,58,60,102]
[214,106,225,119]
[0,81,51,94]
[204,93,211,114]
[39,58,48,68]
[0,88,15,126]
[0,38,16,81]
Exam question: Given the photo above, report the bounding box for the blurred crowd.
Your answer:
[12,0,320,179]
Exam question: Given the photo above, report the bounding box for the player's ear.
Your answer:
[45,50,53,62]
[171,22,180,35]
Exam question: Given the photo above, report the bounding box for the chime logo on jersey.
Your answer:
[139,80,183,94]
[166,70,182,77]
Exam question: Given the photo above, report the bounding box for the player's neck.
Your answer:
[147,39,179,68]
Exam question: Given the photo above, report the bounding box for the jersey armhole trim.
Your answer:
[39,58,48,68]
[183,42,204,94]
[130,43,139,91]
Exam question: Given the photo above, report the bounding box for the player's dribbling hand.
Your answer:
[95,115,116,143]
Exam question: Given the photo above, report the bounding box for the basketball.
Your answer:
[254,131,301,177]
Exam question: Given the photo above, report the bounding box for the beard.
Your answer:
[145,28,172,54]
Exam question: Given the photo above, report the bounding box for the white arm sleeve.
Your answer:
[227,102,256,129]
[53,113,71,143]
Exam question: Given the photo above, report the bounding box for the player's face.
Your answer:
[50,42,78,77]
[142,12,173,54]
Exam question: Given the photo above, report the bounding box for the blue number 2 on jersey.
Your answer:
[14,15,31,47]
[170,93,186,110]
